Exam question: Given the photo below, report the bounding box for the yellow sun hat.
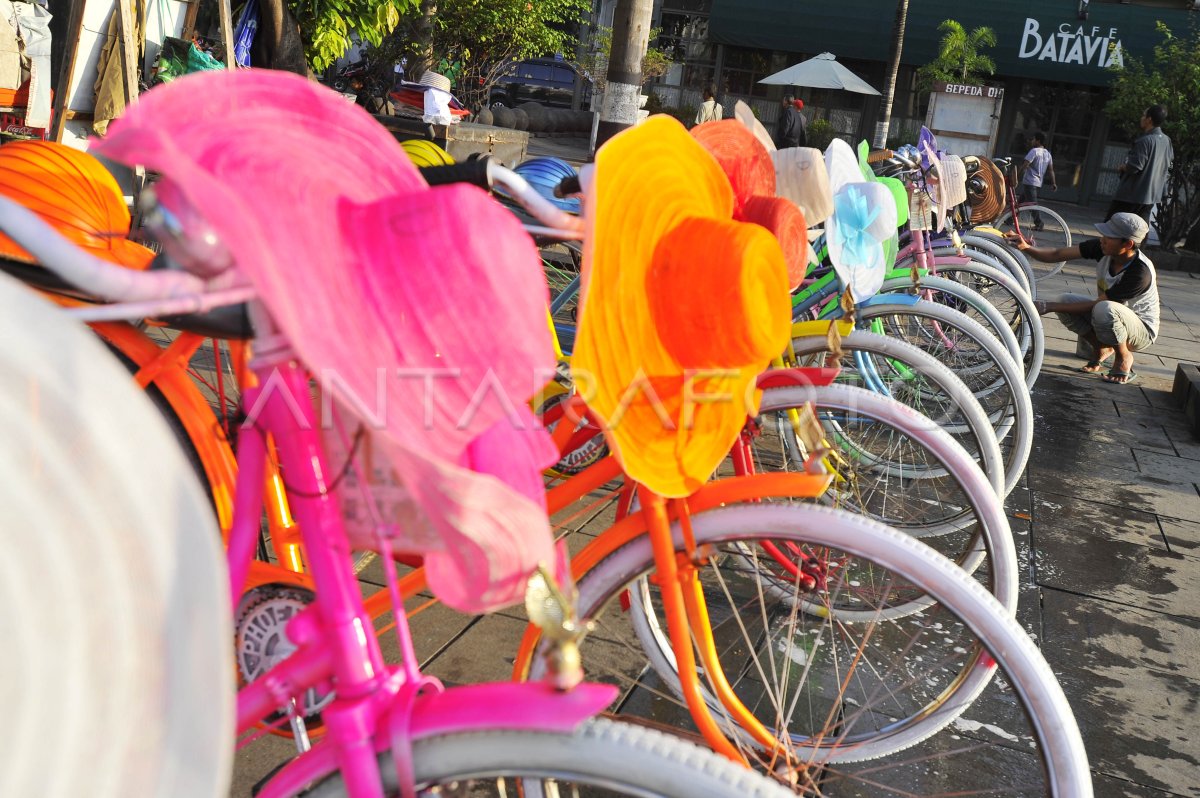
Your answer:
[571,115,792,498]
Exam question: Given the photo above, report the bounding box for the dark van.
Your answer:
[489,58,592,109]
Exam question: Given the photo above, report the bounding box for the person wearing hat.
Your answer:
[775,95,806,148]
[1009,212,1159,385]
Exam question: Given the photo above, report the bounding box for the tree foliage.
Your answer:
[289,0,413,73]
[578,27,674,93]
[366,0,589,111]
[1105,21,1200,251]
[916,20,997,93]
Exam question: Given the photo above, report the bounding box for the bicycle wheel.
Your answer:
[747,384,1015,603]
[853,301,1034,491]
[937,231,1038,301]
[876,275,1024,377]
[787,329,1013,494]
[996,205,1072,282]
[299,717,797,797]
[929,260,1045,388]
[525,504,1090,795]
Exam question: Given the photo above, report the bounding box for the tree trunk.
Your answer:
[597,0,653,149]
[873,0,909,148]
[409,0,437,81]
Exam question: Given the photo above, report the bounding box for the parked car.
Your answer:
[489,58,592,109]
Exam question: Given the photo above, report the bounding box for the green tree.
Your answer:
[278,0,413,73]
[916,20,997,93]
[370,0,589,111]
[1105,21,1200,252]
[578,26,675,93]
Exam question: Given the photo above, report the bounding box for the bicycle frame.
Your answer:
[225,314,616,798]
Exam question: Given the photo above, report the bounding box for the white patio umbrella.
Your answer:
[759,52,880,95]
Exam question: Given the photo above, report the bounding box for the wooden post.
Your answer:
[50,0,86,142]
[180,0,201,43]
[115,0,140,105]
[218,0,237,69]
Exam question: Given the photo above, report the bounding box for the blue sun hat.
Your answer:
[825,139,896,301]
[513,156,582,214]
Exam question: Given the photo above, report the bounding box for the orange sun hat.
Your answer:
[694,112,807,288]
[571,115,791,498]
[0,141,154,270]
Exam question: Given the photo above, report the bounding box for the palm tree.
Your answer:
[874,0,910,148]
[937,19,997,83]
[916,19,997,94]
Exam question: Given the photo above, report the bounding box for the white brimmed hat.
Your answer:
[0,272,232,797]
[417,70,452,93]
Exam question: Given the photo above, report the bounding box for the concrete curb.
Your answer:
[1172,363,1200,432]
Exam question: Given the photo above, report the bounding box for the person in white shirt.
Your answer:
[694,86,722,125]
[1018,131,1057,230]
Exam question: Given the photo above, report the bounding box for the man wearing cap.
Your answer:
[775,95,806,148]
[1009,212,1158,385]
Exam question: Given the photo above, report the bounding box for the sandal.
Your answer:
[1102,370,1138,385]
[1080,359,1108,373]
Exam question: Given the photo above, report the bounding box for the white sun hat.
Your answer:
[0,272,232,798]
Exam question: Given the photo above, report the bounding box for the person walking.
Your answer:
[694,86,723,125]
[775,95,805,148]
[1106,104,1173,224]
[1017,132,1056,230]
[1009,212,1159,385]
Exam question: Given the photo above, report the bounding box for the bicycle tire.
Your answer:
[928,259,1046,387]
[527,504,1089,795]
[926,240,1033,301]
[299,717,797,797]
[787,329,1009,493]
[852,300,1034,491]
[996,205,1073,282]
[945,231,1038,300]
[751,384,1014,596]
[959,230,1038,297]
[906,251,1038,373]
[875,275,1023,374]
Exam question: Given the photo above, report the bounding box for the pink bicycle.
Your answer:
[0,77,798,798]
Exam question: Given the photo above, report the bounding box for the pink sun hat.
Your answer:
[96,69,558,613]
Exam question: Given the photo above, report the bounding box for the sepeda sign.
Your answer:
[1017,18,1125,69]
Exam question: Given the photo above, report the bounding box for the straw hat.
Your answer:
[966,156,1006,225]
[939,153,968,209]
[691,119,775,214]
[96,69,558,613]
[824,139,897,301]
[733,99,776,153]
[417,70,452,93]
[0,141,154,269]
[0,272,231,797]
[572,116,791,498]
[693,117,809,288]
[772,146,834,226]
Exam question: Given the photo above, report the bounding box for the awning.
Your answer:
[710,0,1175,87]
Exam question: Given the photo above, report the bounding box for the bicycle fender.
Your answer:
[857,292,920,308]
[409,682,618,738]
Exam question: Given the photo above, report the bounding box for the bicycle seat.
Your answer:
[991,156,1014,170]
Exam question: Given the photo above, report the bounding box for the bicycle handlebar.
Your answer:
[419,158,585,238]
[0,195,209,302]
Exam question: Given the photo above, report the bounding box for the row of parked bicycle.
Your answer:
[0,68,1089,797]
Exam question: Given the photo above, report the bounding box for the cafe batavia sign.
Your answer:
[1017,18,1124,69]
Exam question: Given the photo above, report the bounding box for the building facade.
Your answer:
[643,0,1195,206]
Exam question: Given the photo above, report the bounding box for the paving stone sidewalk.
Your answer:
[231,196,1200,795]
[1017,201,1200,796]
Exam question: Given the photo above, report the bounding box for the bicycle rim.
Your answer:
[527,504,1089,795]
